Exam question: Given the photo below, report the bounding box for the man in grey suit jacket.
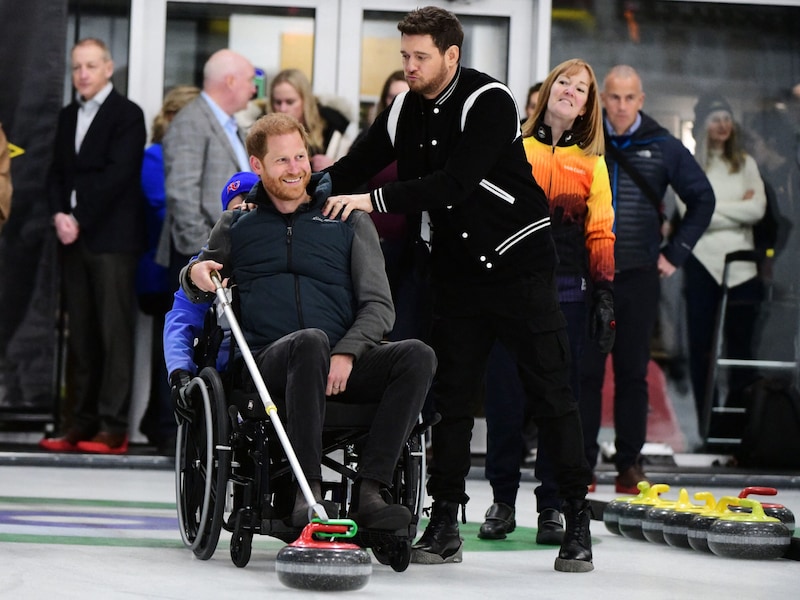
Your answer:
[157,49,255,288]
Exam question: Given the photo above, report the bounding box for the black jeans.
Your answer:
[427,275,592,506]
[684,255,763,424]
[248,329,436,486]
[484,301,587,512]
[581,266,659,473]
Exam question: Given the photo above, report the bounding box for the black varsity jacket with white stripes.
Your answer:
[327,65,558,283]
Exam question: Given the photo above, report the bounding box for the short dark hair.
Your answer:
[397,6,464,55]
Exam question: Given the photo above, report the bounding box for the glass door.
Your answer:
[337,0,545,134]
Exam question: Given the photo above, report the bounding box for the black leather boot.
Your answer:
[554,499,593,572]
[478,502,516,540]
[411,500,463,564]
[536,508,564,545]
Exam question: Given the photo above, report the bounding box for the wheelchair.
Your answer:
[173,300,427,572]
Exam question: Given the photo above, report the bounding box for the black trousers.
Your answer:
[581,266,659,473]
[684,255,763,424]
[62,240,137,435]
[483,301,588,512]
[248,329,436,486]
[427,274,592,505]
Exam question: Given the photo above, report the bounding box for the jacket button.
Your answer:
[485,262,493,269]
[431,139,438,146]
[480,255,486,261]
[433,107,440,114]
[461,232,468,239]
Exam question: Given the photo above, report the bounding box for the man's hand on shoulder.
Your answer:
[323,193,372,221]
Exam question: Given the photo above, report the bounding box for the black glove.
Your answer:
[590,288,616,354]
[169,369,194,424]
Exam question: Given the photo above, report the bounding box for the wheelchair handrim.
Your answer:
[175,376,215,550]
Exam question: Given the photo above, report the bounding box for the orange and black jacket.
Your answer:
[524,121,615,297]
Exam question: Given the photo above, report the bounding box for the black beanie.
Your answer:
[693,94,733,135]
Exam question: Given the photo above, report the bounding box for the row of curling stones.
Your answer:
[275,519,372,591]
[604,482,795,559]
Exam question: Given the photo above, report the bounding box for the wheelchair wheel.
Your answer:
[230,518,253,569]
[394,425,426,520]
[371,540,411,572]
[175,367,231,560]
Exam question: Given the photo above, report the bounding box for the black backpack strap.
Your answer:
[606,142,664,220]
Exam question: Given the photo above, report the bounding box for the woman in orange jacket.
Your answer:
[480,58,615,544]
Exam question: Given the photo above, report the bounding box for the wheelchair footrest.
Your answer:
[260,519,304,544]
[351,524,415,548]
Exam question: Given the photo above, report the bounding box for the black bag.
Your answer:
[752,178,792,255]
[737,377,800,469]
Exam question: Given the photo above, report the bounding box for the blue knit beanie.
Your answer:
[221,171,260,211]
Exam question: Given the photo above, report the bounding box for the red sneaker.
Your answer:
[39,429,85,452]
[39,437,78,452]
[76,432,129,454]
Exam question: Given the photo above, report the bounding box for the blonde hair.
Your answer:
[522,58,605,157]
[695,117,746,174]
[151,85,200,143]
[269,69,325,152]
[72,38,111,61]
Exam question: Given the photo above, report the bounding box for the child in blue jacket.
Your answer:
[163,171,259,412]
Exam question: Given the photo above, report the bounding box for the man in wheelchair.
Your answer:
[179,113,437,532]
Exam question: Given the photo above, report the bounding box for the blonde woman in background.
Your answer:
[269,68,351,171]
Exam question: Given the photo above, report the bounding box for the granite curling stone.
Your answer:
[643,488,697,545]
[604,481,651,536]
[688,496,741,553]
[737,486,795,533]
[708,498,791,560]
[618,483,672,541]
[663,491,716,549]
[276,520,372,591]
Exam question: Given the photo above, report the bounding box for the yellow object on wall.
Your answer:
[280,32,313,79]
[360,37,401,97]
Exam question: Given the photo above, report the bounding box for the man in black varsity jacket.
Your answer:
[324,6,594,572]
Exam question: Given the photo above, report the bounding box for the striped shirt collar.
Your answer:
[432,65,461,106]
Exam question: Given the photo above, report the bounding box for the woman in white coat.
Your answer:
[682,95,767,433]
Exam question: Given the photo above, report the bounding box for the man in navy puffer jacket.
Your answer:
[580,65,715,493]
